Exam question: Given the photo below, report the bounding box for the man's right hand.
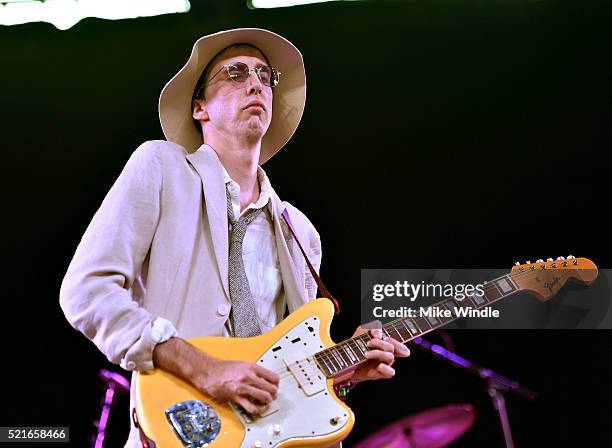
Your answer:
[152,337,279,415]
[195,359,279,415]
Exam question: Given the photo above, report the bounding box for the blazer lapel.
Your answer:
[185,145,230,301]
[268,189,308,313]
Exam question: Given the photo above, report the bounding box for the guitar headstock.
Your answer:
[511,256,598,302]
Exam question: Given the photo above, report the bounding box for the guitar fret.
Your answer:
[393,323,411,341]
[435,307,453,325]
[438,301,451,314]
[323,350,341,373]
[403,318,419,335]
[443,299,457,321]
[461,296,477,309]
[495,275,517,295]
[506,274,520,291]
[316,352,335,375]
[354,337,368,355]
[337,345,352,367]
[398,320,413,338]
[387,324,404,341]
[412,316,432,333]
[330,348,346,369]
[344,342,360,363]
[484,288,500,303]
[486,282,502,301]
[424,314,440,327]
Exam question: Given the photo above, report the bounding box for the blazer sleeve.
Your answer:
[59,141,176,372]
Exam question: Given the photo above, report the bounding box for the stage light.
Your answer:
[248,0,357,9]
[0,0,191,30]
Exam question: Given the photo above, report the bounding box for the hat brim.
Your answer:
[159,28,306,164]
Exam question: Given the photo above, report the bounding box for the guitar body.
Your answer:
[135,298,354,448]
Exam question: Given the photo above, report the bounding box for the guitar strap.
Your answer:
[281,208,341,314]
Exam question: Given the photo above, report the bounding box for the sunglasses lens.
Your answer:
[227,63,250,82]
[258,66,273,86]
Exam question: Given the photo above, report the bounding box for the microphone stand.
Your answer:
[411,337,537,448]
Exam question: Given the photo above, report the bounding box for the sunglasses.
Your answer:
[195,62,281,98]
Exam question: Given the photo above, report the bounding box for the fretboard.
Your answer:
[314,273,521,377]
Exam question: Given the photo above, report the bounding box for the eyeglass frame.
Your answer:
[194,62,282,99]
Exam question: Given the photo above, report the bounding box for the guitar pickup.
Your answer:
[283,350,326,396]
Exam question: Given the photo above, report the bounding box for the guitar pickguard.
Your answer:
[233,316,349,447]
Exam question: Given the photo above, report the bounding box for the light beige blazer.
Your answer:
[60,140,321,372]
[60,140,331,447]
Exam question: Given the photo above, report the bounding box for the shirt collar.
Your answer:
[221,164,272,215]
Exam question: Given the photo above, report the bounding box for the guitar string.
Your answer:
[264,263,587,378]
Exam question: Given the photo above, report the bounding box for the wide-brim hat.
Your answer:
[159,28,306,164]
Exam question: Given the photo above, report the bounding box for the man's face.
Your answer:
[193,46,273,145]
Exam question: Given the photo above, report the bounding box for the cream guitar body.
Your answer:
[135,298,354,448]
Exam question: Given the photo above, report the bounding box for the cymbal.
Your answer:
[355,403,476,448]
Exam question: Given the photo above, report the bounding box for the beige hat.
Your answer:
[158,28,306,164]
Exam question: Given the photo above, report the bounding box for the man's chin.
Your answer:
[244,121,270,141]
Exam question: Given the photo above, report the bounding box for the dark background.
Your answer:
[1,0,611,446]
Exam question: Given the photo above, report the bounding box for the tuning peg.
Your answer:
[567,255,575,259]
[536,259,544,263]
[557,256,565,260]
[514,262,521,266]
[526,260,531,264]
[547,258,554,262]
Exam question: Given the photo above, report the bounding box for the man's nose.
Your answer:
[245,70,263,94]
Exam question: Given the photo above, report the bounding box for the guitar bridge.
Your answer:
[165,400,221,447]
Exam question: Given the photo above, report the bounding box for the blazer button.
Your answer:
[217,304,230,317]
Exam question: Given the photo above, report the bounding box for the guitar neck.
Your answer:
[314,272,522,378]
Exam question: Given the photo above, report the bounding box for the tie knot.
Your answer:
[226,188,264,243]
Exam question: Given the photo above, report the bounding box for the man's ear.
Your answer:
[192,98,209,122]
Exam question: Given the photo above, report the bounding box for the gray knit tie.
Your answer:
[226,190,263,337]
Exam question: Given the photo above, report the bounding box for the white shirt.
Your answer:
[223,165,285,334]
[149,165,285,344]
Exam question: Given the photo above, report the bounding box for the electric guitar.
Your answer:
[135,257,598,447]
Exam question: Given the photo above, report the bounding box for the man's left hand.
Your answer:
[346,327,410,383]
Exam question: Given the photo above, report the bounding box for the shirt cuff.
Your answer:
[120,317,178,372]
